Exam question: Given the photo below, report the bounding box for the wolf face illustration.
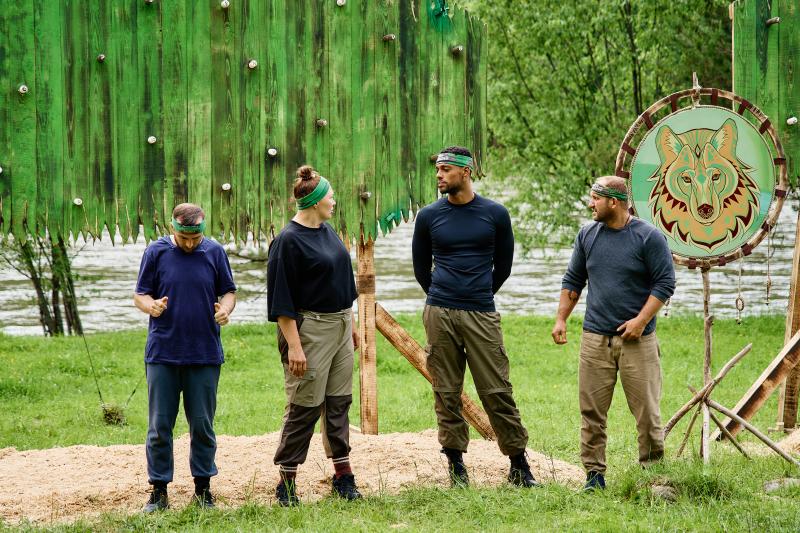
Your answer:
[648,118,760,251]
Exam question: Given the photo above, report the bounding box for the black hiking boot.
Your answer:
[275,479,300,507]
[584,471,606,491]
[508,452,542,488]
[142,484,169,513]
[193,476,215,509]
[332,473,363,500]
[193,487,216,509]
[442,448,469,487]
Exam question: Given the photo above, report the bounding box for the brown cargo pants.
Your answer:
[579,330,664,474]
[423,304,529,456]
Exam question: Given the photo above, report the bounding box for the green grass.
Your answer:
[2,314,800,532]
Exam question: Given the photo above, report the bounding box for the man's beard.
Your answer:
[441,181,464,196]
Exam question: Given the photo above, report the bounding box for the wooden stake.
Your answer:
[781,208,800,430]
[357,238,378,434]
[676,405,701,458]
[664,343,751,438]
[375,303,497,440]
[701,268,712,464]
[706,397,800,469]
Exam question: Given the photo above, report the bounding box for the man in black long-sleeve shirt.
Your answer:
[412,146,538,489]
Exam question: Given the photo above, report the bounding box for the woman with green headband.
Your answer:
[266,165,361,506]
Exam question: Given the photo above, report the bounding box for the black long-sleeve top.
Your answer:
[412,194,514,312]
[267,221,358,322]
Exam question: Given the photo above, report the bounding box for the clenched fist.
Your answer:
[150,296,168,317]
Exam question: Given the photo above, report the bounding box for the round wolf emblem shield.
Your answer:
[616,88,787,268]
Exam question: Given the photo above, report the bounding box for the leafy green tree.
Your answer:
[467,0,731,249]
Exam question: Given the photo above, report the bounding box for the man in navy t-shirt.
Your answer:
[134,203,236,512]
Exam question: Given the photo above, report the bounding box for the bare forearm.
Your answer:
[277,316,302,349]
[556,289,580,322]
[636,295,665,324]
[219,292,236,315]
[134,293,154,315]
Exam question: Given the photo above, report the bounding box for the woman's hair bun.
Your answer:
[297,165,315,181]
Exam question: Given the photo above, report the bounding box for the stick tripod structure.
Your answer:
[663,268,800,468]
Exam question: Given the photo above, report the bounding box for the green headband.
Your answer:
[172,217,206,233]
[297,176,331,210]
[591,183,628,201]
[436,153,474,168]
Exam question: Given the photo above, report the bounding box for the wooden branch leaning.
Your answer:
[712,329,800,440]
[664,343,752,438]
[374,303,496,440]
[705,397,800,469]
[676,405,701,458]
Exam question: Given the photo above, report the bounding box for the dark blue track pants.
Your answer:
[145,363,220,484]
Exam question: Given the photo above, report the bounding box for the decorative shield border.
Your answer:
[615,87,788,269]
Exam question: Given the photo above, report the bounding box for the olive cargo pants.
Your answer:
[423,304,529,456]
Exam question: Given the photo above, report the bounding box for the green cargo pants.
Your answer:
[423,304,529,456]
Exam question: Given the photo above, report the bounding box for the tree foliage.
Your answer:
[467,0,731,249]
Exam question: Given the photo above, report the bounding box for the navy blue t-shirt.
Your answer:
[135,236,237,365]
[412,194,514,312]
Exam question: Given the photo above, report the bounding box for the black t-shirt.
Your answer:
[411,194,514,312]
[267,220,358,322]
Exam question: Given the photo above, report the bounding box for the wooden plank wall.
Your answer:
[0,0,486,244]
[732,0,800,427]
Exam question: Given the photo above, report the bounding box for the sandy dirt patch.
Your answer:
[0,429,583,524]
[779,428,800,454]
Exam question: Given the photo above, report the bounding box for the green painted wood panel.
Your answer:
[326,0,353,238]
[33,1,65,240]
[186,1,213,239]
[263,0,287,239]
[776,0,799,184]
[5,0,37,242]
[109,0,140,243]
[161,0,189,233]
[239,0,264,244]
[0,0,487,244]
[138,0,165,241]
[733,0,799,186]
[88,1,113,238]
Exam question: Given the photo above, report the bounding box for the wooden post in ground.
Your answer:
[701,268,712,463]
[780,209,800,431]
[375,303,497,439]
[357,237,378,434]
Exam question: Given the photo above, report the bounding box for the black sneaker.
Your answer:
[332,473,363,500]
[508,453,542,488]
[584,471,606,491]
[275,479,300,507]
[142,486,169,513]
[193,487,216,509]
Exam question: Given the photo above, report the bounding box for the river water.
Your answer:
[0,201,796,336]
